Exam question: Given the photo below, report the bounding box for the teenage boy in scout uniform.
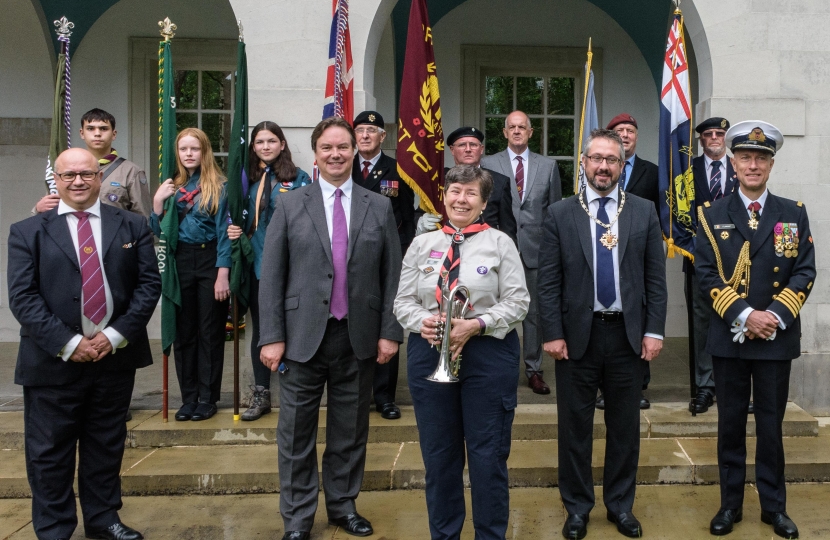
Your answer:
[696,120,815,539]
[35,109,151,219]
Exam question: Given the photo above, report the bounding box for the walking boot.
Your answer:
[241,385,272,421]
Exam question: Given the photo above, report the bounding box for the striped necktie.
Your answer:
[73,212,107,324]
[515,156,524,201]
[709,161,723,200]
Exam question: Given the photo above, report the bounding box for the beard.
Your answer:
[586,166,619,193]
[704,142,725,157]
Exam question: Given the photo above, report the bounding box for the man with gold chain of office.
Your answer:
[695,120,815,539]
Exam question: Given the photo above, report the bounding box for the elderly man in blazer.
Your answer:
[259,117,402,540]
[8,148,161,540]
[539,129,667,539]
[481,110,562,395]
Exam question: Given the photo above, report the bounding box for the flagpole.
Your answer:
[232,20,245,423]
[574,38,593,193]
[158,17,176,423]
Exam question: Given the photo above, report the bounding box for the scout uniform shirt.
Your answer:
[99,157,152,217]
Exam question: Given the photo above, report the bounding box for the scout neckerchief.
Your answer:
[177,170,202,222]
[99,149,118,166]
[251,165,275,234]
[435,217,490,304]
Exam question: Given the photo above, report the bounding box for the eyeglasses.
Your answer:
[584,155,622,166]
[354,127,381,135]
[452,142,482,150]
[55,171,100,182]
[701,130,726,138]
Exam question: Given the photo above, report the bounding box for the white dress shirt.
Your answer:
[353,150,382,181]
[584,185,662,339]
[507,147,530,202]
[319,177,353,243]
[703,154,730,193]
[58,199,125,360]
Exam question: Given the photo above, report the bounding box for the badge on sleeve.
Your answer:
[476,266,488,275]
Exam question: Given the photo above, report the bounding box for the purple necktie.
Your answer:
[330,188,349,319]
[73,212,107,324]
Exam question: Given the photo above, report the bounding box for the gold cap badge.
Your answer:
[721,118,728,128]
[748,128,766,142]
[368,114,376,122]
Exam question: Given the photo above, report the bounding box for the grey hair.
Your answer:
[583,128,625,162]
[444,164,494,203]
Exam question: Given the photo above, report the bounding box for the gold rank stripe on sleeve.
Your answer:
[777,288,805,318]
[711,286,741,317]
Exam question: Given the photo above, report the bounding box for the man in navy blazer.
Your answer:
[8,148,160,540]
[686,117,738,414]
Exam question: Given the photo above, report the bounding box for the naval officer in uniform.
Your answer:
[696,121,815,539]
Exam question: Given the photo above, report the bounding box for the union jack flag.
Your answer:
[323,0,354,122]
[658,7,695,260]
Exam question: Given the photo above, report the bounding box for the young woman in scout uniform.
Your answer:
[151,127,232,422]
[227,121,311,420]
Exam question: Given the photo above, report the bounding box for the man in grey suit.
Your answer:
[258,117,403,540]
[538,129,667,539]
[482,110,562,395]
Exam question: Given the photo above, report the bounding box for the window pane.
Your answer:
[516,77,543,115]
[202,113,232,153]
[548,77,575,115]
[175,71,198,110]
[485,76,513,115]
[176,112,197,134]
[202,71,233,110]
[215,156,228,173]
[558,160,575,198]
[485,117,505,155]
[547,118,575,157]
[528,117,543,154]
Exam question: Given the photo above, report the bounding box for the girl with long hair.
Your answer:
[151,127,231,421]
[227,121,311,420]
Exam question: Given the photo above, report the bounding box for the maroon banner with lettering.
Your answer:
[396,0,445,217]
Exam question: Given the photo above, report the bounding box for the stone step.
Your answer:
[2,429,828,498]
[0,403,817,451]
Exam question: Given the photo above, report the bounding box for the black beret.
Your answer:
[695,117,730,134]
[353,111,384,128]
[447,126,484,146]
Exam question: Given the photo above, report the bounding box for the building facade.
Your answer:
[1,0,828,411]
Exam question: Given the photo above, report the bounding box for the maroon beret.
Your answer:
[606,113,638,130]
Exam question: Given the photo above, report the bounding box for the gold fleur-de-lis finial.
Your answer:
[673,0,682,14]
[159,17,177,42]
[237,20,244,42]
[54,17,74,38]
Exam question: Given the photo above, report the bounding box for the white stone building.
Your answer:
[0,0,827,411]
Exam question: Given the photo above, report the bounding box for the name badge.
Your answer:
[429,250,444,259]
[110,181,121,187]
[714,224,735,230]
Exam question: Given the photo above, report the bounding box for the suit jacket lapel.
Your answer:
[750,193,781,258]
[727,193,754,243]
[100,206,123,258]
[522,152,537,207]
[44,212,81,268]
[617,190,632,263]
[364,153,389,192]
[497,151,522,219]
[625,157,645,193]
[304,182,333,265]
[347,187,370,261]
[571,198,594,273]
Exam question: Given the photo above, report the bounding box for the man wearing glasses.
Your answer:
[8,148,160,540]
[350,110,415,420]
[687,117,738,414]
[416,127,518,244]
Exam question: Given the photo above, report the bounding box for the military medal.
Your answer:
[748,212,759,230]
[579,189,626,251]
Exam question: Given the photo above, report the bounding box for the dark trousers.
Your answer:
[522,264,544,378]
[713,356,791,512]
[24,368,135,539]
[408,331,520,540]
[372,350,399,406]
[277,318,375,532]
[555,317,643,516]
[685,271,715,390]
[174,241,229,404]
[247,274,272,388]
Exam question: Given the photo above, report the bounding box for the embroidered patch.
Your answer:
[423,266,434,275]
[107,193,118,202]
[476,266,488,275]
[429,250,444,259]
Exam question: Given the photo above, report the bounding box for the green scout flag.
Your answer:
[227,37,253,310]
[45,35,71,194]
[157,38,180,355]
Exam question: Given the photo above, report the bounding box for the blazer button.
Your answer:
[773,282,780,287]
[73,297,79,302]
[520,224,524,229]
[74,326,81,332]
[328,274,333,279]
[323,299,329,305]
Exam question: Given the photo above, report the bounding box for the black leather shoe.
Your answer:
[596,393,605,410]
[607,511,642,538]
[640,394,650,410]
[174,402,197,421]
[378,402,401,420]
[281,532,310,540]
[710,508,742,535]
[690,388,715,414]
[329,511,373,537]
[748,401,755,414]
[125,411,133,422]
[190,402,217,421]
[562,513,588,539]
[761,510,799,539]
[85,521,144,540]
